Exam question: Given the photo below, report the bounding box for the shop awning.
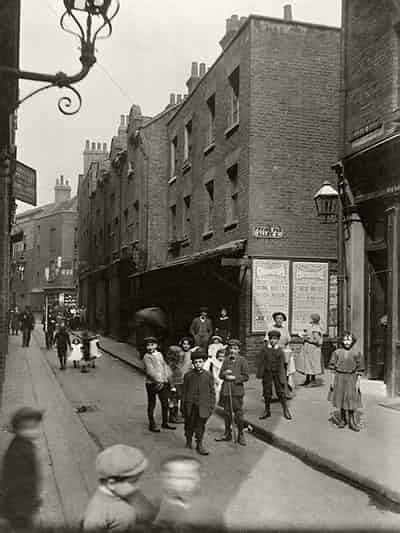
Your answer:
[129,239,247,279]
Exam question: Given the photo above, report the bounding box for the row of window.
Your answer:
[170,67,240,178]
[168,162,239,242]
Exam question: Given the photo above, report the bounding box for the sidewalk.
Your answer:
[1,332,99,528]
[99,335,400,506]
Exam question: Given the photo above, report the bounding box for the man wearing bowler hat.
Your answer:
[190,307,213,350]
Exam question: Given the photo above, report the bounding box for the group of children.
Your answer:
[143,333,250,452]
[2,408,218,531]
[52,322,101,373]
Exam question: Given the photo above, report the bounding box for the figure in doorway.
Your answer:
[190,307,213,351]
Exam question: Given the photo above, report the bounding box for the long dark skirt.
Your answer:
[328,373,362,410]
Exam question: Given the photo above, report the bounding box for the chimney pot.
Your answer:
[231,14,239,30]
[170,93,176,105]
[97,142,101,150]
[177,94,183,104]
[103,143,107,152]
[240,16,247,26]
[91,142,96,150]
[60,175,64,185]
[191,62,199,78]
[199,63,206,76]
[284,4,293,21]
[120,115,125,127]
[85,139,90,150]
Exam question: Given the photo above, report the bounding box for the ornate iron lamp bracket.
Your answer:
[0,0,119,115]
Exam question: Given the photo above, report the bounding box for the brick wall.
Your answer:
[343,0,400,155]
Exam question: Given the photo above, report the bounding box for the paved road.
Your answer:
[43,343,400,531]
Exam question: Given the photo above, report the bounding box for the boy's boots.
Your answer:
[196,435,209,456]
[259,400,271,419]
[348,411,361,432]
[337,409,347,428]
[215,419,232,442]
[185,435,193,449]
[281,400,292,420]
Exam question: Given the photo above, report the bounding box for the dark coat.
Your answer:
[215,316,232,340]
[182,369,216,418]
[2,436,41,522]
[190,317,213,343]
[219,356,249,397]
[54,329,71,351]
[256,345,286,383]
[20,311,34,331]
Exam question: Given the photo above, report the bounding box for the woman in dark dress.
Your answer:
[214,308,232,343]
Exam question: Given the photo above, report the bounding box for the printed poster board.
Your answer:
[292,262,329,334]
[252,259,290,333]
[14,161,37,206]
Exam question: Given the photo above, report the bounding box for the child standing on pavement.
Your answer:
[143,336,175,432]
[328,332,365,432]
[2,407,44,531]
[166,345,185,424]
[182,350,216,455]
[209,348,226,405]
[215,339,249,446]
[180,336,195,377]
[53,321,72,370]
[83,445,155,532]
[256,330,292,421]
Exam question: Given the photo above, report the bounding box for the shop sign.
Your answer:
[14,161,37,206]
[292,262,329,334]
[252,259,290,333]
[253,224,283,239]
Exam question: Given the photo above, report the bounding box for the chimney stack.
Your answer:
[83,139,108,175]
[170,93,176,106]
[284,4,293,21]
[220,14,242,50]
[186,61,201,93]
[54,174,71,204]
[177,94,183,104]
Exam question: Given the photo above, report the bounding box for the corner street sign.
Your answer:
[14,160,37,206]
[253,224,283,239]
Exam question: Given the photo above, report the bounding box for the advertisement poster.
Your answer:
[292,262,329,334]
[252,259,290,333]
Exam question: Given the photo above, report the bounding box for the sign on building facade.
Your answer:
[292,262,329,334]
[252,259,290,333]
[253,224,283,239]
[14,161,37,206]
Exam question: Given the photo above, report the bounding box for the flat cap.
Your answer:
[144,336,158,344]
[227,338,241,347]
[11,407,44,430]
[191,349,207,362]
[95,445,148,480]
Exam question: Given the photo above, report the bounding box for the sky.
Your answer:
[16,0,341,211]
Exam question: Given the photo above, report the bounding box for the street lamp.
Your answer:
[314,181,339,223]
[0,0,119,115]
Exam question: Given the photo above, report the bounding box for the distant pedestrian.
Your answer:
[143,337,175,432]
[182,350,216,455]
[296,313,323,386]
[190,307,213,351]
[11,306,20,335]
[215,339,249,446]
[68,337,83,369]
[20,306,34,347]
[2,407,44,530]
[80,330,94,373]
[53,322,72,370]
[209,348,226,405]
[214,307,232,342]
[155,455,223,529]
[43,309,57,350]
[328,332,364,432]
[166,345,185,424]
[89,335,101,368]
[256,330,292,421]
[83,445,154,532]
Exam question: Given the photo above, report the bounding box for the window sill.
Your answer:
[168,176,177,185]
[202,230,214,240]
[224,121,239,137]
[182,160,192,174]
[204,142,216,156]
[224,219,239,231]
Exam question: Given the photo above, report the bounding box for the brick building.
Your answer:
[337,0,400,395]
[79,6,340,360]
[11,176,78,312]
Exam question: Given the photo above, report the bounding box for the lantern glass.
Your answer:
[314,181,339,222]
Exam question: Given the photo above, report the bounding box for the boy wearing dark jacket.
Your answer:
[215,339,249,446]
[53,322,72,370]
[182,350,216,455]
[257,330,292,420]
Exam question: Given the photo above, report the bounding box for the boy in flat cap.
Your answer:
[143,336,175,432]
[257,330,293,421]
[182,350,216,455]
[83,444,154,532]
[2,407,44,530]
[215,339,249,446]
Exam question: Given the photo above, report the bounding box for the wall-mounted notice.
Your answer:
[292,262,329,334]
[252,259,290,333]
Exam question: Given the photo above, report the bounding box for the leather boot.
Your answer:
[348,411,360,432]
[196,438,209,456]
[149,422,160,433]
[237,431,246,446]
[282,401,292,420]
[259,401,271,420]
[215,419,232,442]
[302,375,311,386]
[185,436,193,449]
[337,409,347,428]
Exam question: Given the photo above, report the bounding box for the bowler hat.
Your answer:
[227,338,241,348]
[272,311,287,321]
[95,445,148,480]
[11,407,44,430]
